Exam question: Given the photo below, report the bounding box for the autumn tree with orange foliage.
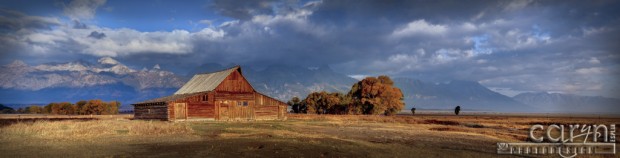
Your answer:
[291,75,404,116]
[20,100,120,115]
[347,75,404,116]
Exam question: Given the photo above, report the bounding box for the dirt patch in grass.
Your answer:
[424,119,460,125]
[463,122,485,128]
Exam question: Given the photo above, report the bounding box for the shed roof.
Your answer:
[134,92,205,105]
[174,66,240,95]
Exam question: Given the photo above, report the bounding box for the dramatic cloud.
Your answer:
[1,0,619,98]
[391,19,448,38]
[210,0,280,20]
[63,0,106,20]
[0,9,61,31]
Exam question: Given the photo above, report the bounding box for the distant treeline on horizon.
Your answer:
[0,100,121,115]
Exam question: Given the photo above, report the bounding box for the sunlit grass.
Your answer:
[0,119,193,141]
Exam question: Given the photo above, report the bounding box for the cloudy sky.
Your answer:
[1,0,619,98]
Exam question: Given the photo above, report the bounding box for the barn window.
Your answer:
[202,95,208,102]
[243,101,248,106]
[237,101,242,106]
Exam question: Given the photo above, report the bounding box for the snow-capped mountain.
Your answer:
[4,59,613,113]
[33,61,90,72]
[0,57,184,91]
[0,57,185,107]
[91,57,136,75]
[98,57,121,65]
[190,63,531,112]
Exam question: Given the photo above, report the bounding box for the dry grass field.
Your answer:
[0,113,618,157]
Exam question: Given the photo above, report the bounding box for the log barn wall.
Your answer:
[166,92,214,121]
[254,93,287,120]
[133,104,168,120]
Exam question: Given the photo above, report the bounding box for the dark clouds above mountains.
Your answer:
[0,0,619,98]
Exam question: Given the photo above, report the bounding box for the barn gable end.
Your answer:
[214,68,255,93]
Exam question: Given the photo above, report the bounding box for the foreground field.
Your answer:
[0,113,618,157]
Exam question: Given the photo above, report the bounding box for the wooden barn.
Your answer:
[132,66,287,121]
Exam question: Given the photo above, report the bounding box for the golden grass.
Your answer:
[0,119,194,141]
[287,113,620,142]
[0,114,133,119]
[2,114,617,157]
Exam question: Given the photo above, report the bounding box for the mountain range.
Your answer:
[0,57,183,107]
[394,78,529,112]
[513,92,619,113]
[0,57,617,113]
[186,63,358,101]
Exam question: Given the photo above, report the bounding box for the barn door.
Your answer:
[230,100,254,120]
[174,103,187,120]
[219,102,229,120]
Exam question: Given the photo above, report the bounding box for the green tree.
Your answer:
[330,93,351,115]
[287,97,302,113]
[0,104,15,114]
[304,92,323,114]
[303,92,346,115]
[347,76,404,116]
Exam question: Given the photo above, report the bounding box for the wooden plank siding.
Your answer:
[214,70,254,93]
[166,92,214,121]
[226,101,254,120]
[188,103,215,118]
[214,92,254,121]
[254,93,287,120]
[133,66,287,121]
[174,103,187,120]
[133,104,168,120]
[140,89,287,121]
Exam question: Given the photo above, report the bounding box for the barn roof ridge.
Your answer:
[173,65,242,95]
[197,65,240,74]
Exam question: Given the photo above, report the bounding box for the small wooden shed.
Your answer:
[132,66,287,121]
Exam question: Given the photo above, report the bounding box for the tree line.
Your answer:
[0,104,15,114]
[288,75,405,116]
[11,100,121,115]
